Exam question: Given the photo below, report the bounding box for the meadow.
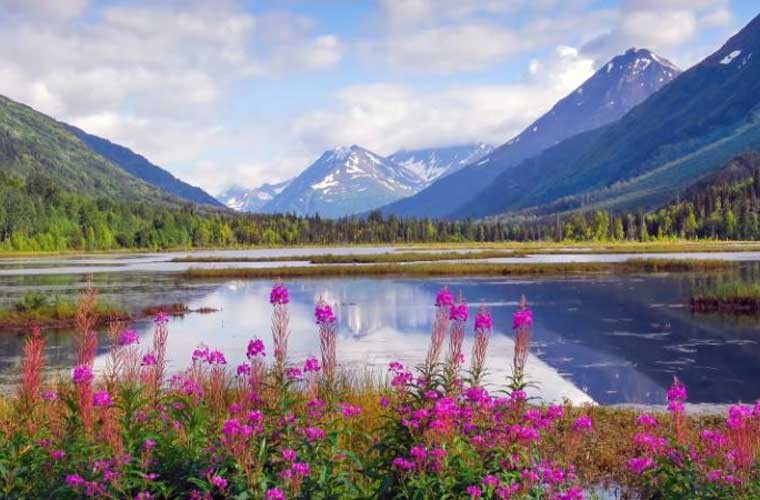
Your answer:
[1,283,759,499]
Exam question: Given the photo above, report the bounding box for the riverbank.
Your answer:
[0,300,215,332]
[183,258,738,279]
[4,239,760,259]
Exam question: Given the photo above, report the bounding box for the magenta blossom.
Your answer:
[512,309,533,330]
[304,427,325,442]
[93,391,113,407]
[314,301,336,325]
[466,485,482,498]
[192,346,210,363]
[628,457,654,475]
[340,403,362,418]
[573,415,593,432]
[154,312,169,324]
[282,448,297,462]
[265,488,286,500]
[270,282,290,305]
[286,367,303,380]
[303,357,321,372]
[141,353,157,366]
[449,303,469,322]
[435,287,454,308]
[236,363,251,377]
[636,414,658,428]
[247,338,266,359]
[211,476,227,490]
[41,390,58,402]
[72,365,93,385]
[474,308,493,331]
[207,350,227,365]
[118,329,140,346]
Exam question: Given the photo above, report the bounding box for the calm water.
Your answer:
[2,252,760,405]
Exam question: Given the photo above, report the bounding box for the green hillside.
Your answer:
[0,95,161,200]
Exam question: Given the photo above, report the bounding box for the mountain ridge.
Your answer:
[459,13,760,219]
[379,47,682,219]
[66,125,224,207]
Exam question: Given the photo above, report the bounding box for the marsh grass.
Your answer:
[691,281,760,314]
[183,258,737,280]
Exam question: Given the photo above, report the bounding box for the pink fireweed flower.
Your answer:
[118,330,140,346]
[474,309,493,331]
[667,377,687,414]
[192,346,210,363]
[482,475,500,488]
[727,404,753,429]
[304,427,325,442]
[211,476,227,490]
[410,445,427,461]
[143,439,156,450]
[573,415,593,432]
[510,390,527,402]
[141,353,157,366]
[41,390,58,402]
[291,462,310,477]
[66,474,85,487]
[466,485,482,498]
[236,363,251,377]
[154,312,169,324]
[282,448,297,462]
[51,450,65,460]
[392,457,414,472]
[628,457,655,475]
[265,488,286,500]
[270,281,290,305]
[379,396,390,407]
[449,303,469,322]
[247,338,266,359]
[637,414,659,428]
[72,364,93,385]
[512,309,534,330]
[340,403,362,418]
[207,350,227,365]
[388,361,404,372]
[314,301,336,325]
[286,367,303,380]
[246,410,264,425]
[303,356,320,372]
[435,287,455,307]
[93,390,113,407]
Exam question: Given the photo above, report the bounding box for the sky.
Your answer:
[0,0,757,195]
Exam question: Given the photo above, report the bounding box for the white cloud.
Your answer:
[290,45,595,156]
[581,0,735,66]
[0,0,88,18]
[381,23,525,73]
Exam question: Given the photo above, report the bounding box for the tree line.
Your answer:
[2,166,760,252]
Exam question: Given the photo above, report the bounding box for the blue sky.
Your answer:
[0,0,757,194]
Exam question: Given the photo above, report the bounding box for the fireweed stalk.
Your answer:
[443,292,468,394]
[270,281,291,377]
[469,306,492,387]
[18,325,45,415]
[315,298,337,387]
[509,295,534,393]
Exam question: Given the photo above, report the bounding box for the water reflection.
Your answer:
[2,272,760,405]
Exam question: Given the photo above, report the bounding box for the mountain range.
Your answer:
[459,13,760,220]
[224,143,492,216]
[260,145,420,218]
[380,47,682,219]
[220,180,292,212]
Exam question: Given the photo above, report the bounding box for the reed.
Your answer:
[184,258,737,279]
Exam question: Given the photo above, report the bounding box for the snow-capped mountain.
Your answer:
[381,47,681,218]
[220,180,291,212]
[388,143,494,187]
[262,145,419,218]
